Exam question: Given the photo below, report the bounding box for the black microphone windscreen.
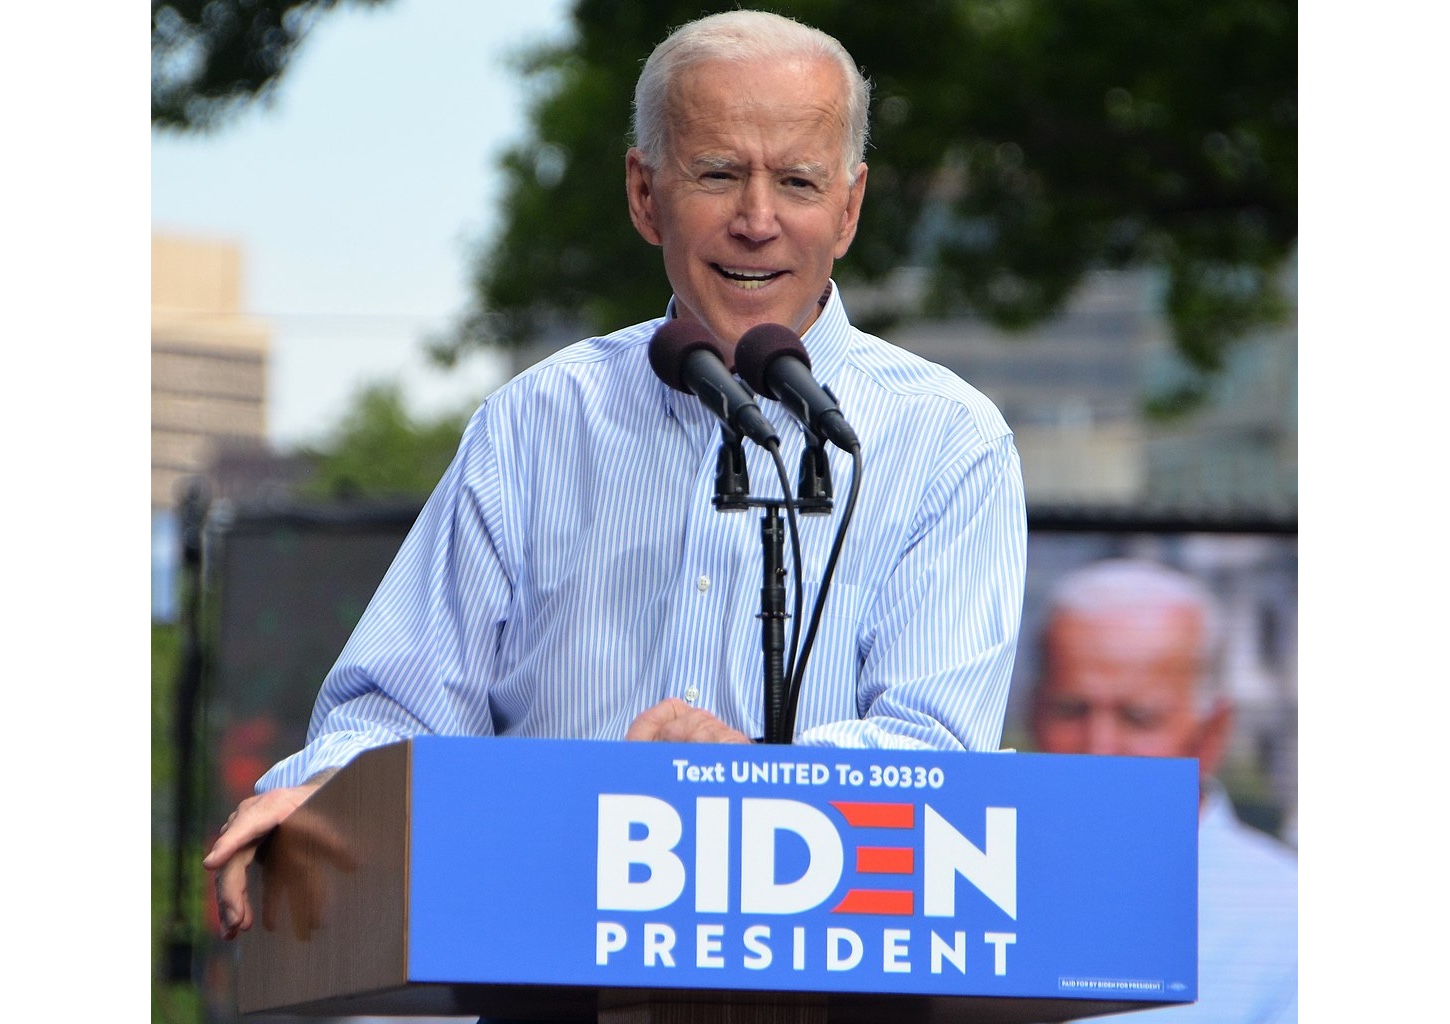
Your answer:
[735,323,811,400]
[649,320,726,393]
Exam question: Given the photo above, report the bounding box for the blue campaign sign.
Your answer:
[404,736,1197,1007]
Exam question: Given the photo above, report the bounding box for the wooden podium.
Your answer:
[239,738,1198,1022]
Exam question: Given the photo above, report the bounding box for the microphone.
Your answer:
[735,324,860,452]
[649,320,779,448]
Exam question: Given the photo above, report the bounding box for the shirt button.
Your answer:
[696,575,711,593]
[684,685,700,704]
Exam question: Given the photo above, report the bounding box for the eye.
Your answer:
[1046,700,1088,721]
[1120,706,1165,730]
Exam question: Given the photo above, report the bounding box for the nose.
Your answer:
[731,175,780,243]
[1083,711,1128,756]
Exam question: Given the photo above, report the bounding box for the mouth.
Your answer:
[713,264,784,291]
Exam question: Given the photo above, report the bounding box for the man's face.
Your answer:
[1031,604,1228,772]
[625,55,867,357]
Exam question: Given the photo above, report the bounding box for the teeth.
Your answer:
[717,265,778,290]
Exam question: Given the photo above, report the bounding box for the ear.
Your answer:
[626,148,663,247]
[1193,697,1234,782]
[833,162,868,259]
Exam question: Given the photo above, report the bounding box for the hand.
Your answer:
[201,779,326,940]
[625,698,754,744]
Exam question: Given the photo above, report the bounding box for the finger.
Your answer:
[624,716,659,741]
[203,798,267,870]
[203,785,317,869]
[624,698,689,741]
[213,848,256,940]
[655,708,753,745]
[671,720,749,743]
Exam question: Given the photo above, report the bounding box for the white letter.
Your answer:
[793,926,806,970]
[696,924,725,968]
[643,923,676,967]
[883,929,911,973]
[596,922,627,965]
[984,932,1016,976]
[743,925,773,969]
[930,930,966,975]
[597,795,685,911]
[695,797,730,913]
[740,798,844,914]
[826,928,863,971]
[923,805,1016,919]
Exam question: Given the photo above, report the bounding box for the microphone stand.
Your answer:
[795,429,834,514]
[711,425,750,513]
[758,506,788,744]
[711,428,832,745]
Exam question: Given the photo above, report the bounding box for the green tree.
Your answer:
[439,0,1295,413]
[151,0,1296,411]
[152,0,392,132]
[152,624,206,1024]
[298,381,472,500]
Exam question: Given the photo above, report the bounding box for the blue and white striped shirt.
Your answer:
[258,284,1027,790]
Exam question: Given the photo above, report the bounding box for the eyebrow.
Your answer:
[690,154,832,179]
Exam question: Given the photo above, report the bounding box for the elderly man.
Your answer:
[1030,558,1297,1023]
[207,9,1026,940]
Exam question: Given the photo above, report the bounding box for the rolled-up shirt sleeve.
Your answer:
[256,404,513,790]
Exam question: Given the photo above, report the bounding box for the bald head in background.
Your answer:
[1030,558,1232,802]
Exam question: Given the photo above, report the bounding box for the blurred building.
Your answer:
[152,233,271,506]
[152,233,272,618]
[888,264,1297,515]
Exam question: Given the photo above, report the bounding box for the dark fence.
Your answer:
[168,496,1296,1021]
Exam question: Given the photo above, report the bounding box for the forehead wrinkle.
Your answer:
[661,68,851,176]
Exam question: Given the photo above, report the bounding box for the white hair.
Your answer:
[631,9,872,184]
[1044,558,1226,710]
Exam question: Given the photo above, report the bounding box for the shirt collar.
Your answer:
[658,278,852,371]
[798,279,852,387]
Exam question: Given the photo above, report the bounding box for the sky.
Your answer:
[151,0,576,448]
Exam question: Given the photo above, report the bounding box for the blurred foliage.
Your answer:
[153,625,182,803]
[297,381,472,499]
[153,623,206,1024]
[150,0,1296,416]
[438,0,1295,415]
[152,0,392,132]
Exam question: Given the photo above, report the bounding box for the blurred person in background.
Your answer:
[1030,558,1296,1023]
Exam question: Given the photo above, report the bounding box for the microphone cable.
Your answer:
[782,439,861,741]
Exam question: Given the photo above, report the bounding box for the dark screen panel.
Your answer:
[206,507,420,811]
